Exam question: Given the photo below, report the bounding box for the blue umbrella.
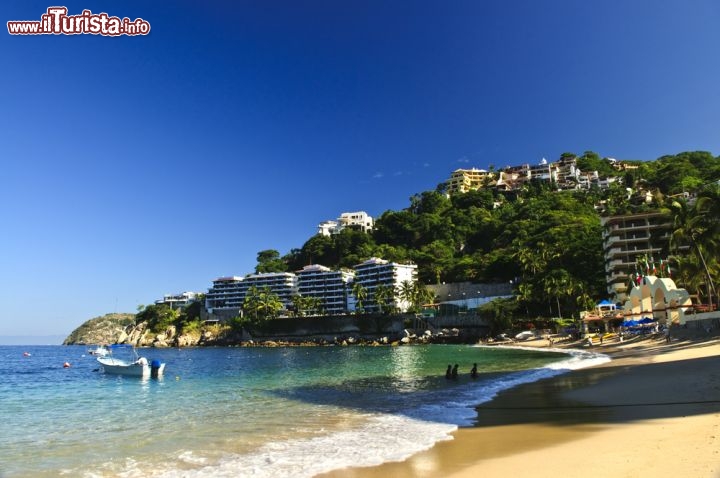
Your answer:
[639,317,655,324]
[622,320,639,327]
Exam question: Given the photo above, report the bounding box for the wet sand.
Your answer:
[320,330,720,478]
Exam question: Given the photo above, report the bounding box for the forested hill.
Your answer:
[261,150,719,318]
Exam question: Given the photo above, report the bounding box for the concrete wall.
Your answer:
[427,282,513,301]
[246,314,408,340]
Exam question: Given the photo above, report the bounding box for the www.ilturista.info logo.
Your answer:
[7,7,150,36]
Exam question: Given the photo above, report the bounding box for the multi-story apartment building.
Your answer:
[240,272,298,309]
[601,211,673,303]
[353,257,417,313]
[296,264,355,314]
[154,291,200,309]
[446,168,495,194]
[318,211,374,236]
[205,273,298,315]
[205,276,245,313]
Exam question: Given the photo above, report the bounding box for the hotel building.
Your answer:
[205,273,298,315]
[353,257,418,313]
[296,264,355,314]
[601,211,673,303]
[205,276,245,314]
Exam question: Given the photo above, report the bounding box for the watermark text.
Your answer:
[8,7,150,36]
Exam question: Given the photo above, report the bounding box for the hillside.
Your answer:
[63,313,135,345]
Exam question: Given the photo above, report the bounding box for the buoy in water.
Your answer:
[23,352,31,357]
[63,362,71,368]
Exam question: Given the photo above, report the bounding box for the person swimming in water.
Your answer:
[470,363,478,378]
[451,364,459,379]
[445,364,452,379]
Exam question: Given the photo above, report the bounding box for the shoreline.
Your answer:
[319,330,720,478]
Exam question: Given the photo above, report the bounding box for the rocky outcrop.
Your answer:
[63,313,136,345]
[65,313,481,348]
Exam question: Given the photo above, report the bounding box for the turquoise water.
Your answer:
[0,345,609,477]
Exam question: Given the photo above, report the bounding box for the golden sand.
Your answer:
[320,330,720,478]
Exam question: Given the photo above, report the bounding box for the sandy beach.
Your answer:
[320,328,720,478]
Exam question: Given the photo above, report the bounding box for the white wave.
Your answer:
[149,414,455,478]
[108,348,610,478]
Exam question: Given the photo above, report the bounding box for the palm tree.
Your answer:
[413,283,435,313]
[670,199,717,308]
[257,286,283,319]
[243,286,283,322]
[373,284,395,315]
[351,282,367,314]
[399,281,416,312]
[542,269,572,319]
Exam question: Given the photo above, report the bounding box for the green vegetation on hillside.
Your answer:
[100,150,719,338]
[276,150,720,320]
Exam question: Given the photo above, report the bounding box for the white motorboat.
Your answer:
[87,345,110,357]
[97,345,165,378]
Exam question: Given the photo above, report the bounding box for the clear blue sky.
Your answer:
[2,1,719,341]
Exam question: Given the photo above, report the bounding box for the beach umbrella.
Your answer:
[622,320,639,327]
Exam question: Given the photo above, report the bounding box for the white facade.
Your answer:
[296,264,355,314]
[601,212,672,303]
[318,211,374,236]
[353,257,417,313]
[205,276,245,312]
[205,273,298,313]
[318,220,339,236]
[155,291,200,309]
[240,272,298,309]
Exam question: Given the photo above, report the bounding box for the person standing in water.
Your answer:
[451,364,459,379]
[445,364,452,379]
[470,363,478,378]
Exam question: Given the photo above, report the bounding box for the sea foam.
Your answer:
[134,348,609,478]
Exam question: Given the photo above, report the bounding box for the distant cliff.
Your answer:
[63,313,136,345]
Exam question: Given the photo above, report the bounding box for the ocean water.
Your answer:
[0,344,609,477]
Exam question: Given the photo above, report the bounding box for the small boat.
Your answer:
[87,345,110,357]
[97,345,165,378]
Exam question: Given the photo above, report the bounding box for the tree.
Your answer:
[397,280,419,313]
[670,198,717,308]
[255,249,288,273]
[413,283,436,312]
[479,298,518,335]
[292,294,324,317]
[351,282,367,314]
[542,269,574,319]
[243,286,283,322]
[135,303,180,333]
[373,284,396,314]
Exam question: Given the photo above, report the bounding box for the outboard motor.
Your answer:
[151,359,162,378]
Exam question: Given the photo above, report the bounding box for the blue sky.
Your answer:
[2,1,719,341]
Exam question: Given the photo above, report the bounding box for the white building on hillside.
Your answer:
[239,272,298,309]
[296,264,355,314]
[205,273,298,314]
[155,291,200,309]
[205,276,245,313]
[318,211,374,236]
[353,257,417,313]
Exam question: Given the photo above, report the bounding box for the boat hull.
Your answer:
[97,358,165,377]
